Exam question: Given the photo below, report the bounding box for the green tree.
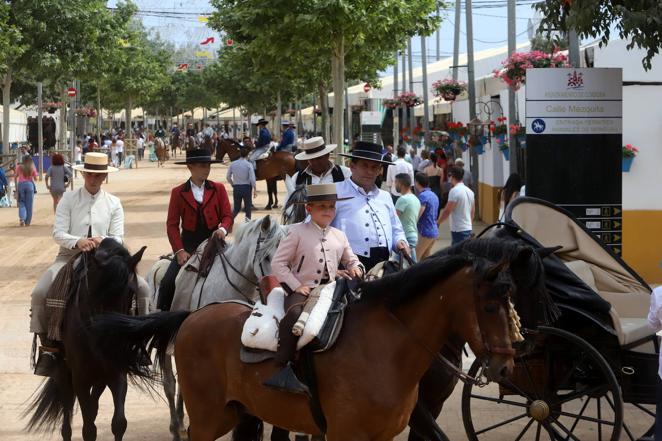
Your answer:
[209,0,440,146]
[535,0,662,69]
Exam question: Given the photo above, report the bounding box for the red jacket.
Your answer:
[166,179,233,253]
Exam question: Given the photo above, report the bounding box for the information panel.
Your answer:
[525,68,623,255]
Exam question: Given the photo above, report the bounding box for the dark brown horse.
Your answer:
[170,134,180,158]
[25,239,146,441]
[218,139,296,210]
[91,251,519,441]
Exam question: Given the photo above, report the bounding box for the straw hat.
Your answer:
[73,152,118,173]
[294,136,337,161]
[294,183,353,204]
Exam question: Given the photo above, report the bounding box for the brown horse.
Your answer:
[155,138,168,167]
[92,252,518,441]
[170,135,180,158]
[218,138,296,181]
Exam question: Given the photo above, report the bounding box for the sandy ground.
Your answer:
[0,158,653,440]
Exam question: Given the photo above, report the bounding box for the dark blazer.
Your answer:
[166,179,233,253]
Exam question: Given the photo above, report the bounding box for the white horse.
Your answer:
[146,215,287,441]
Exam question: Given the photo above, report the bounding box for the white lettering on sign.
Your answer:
[586,221,601,229]
[586,208,601,216]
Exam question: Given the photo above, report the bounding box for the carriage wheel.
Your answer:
[461,326,623,441]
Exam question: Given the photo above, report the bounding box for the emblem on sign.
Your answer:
[566,70,584,90]
[531,119,546,134]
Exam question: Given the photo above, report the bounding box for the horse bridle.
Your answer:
[387,260,516,386]
[215,231,267,299]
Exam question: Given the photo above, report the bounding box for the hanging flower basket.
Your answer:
[494,49,570,91]
[383,98,400,109]
[313,107,322,115]
[622,144,639,172]
[398,91,423,108]
[75,107,97,118]
[490,117,508,143]
[432,78,467,101]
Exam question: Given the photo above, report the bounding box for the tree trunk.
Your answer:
[319,83,330,143]
[125,98,132,139]
[331,35,345,151]
[1,70,11,155]
[59,86,67,150]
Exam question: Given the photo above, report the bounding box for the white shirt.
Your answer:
[448,182,475,232]
[332,178,406,257]
[74,147,82,162]
[116,139,124,153]
[53,187,124,251]
[284,162,351,196]
[647,286,662,379]
[385,158,415,196]
[190,180,205,203]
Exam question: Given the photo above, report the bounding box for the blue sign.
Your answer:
[531,119,546,134]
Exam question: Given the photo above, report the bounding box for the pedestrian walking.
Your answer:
[45,153,72,212]
[417,149,430,172]
[226,147,256,221]
[455,158,473,191]
[394,173,420,262]
[414,173,440,260]
[424,152,444,214]
[385,146,414,203]
[498,173,523,220]
[136,133,145,160]
[410,148,422,172]
[437,166,475,246]
[15,155,37,226]
[116,136,125,166]
[74,141,82,165]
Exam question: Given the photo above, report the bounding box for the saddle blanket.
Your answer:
[241,281,336,352]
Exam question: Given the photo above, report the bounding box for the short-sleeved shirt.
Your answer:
[395,193,421,244]
[448,182,474,232]
[17,166,37,183]
[417,188,439,239]
[46,165,72,194]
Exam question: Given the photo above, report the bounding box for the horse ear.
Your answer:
[513,247,533,265]
[130,246,147,269]
[534,245,563,259]
[260,215,271,232]
[485,259,510,280]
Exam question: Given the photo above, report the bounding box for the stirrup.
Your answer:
[263,362,310,396]
[34,346,59,377]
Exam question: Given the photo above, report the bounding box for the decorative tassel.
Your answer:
[508,299,525,343]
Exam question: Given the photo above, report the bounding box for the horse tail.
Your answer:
[23,357,74,432]
[89,311,191,381]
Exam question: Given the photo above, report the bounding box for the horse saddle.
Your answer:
[240,277,358,364]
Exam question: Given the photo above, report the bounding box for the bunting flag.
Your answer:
[200,37,214,45]
[177,63,189,71]
[198,16,209,23]
[195,51,213,59]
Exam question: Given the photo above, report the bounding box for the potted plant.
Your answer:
[432,78,467,101]
[499,143,510,161]
[489,116,508,145]
[398,91,423,108]
[622,144,639,172]
[383,98,400,109]
[494,49,570,91]
[510,122,526,146]
[468,135,484,155]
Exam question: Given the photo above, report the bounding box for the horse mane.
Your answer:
[282,186,307,225]
[358,254,471,308]
[437,237,560,326]
[229,216,286,263]
[87,239,134,303]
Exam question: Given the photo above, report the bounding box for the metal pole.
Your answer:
[70,80,76,189]
[421,35,431,144]
[408,38,415,144]
[312,95,317,135]
[507,0,518,175]
[401,49,407,100]
[452,0,462,80]
[466,0,479,218]
[568,29,580,67]
[436,6,441,61]
[393,50,399,146]
[344,84,350,144]
[37,82,44,180]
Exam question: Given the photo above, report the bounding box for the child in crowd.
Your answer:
[265,183,364,395]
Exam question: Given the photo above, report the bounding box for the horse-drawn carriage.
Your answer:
[462,197,657,441]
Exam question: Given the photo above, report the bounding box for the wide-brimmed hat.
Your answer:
[73,152,119,173]
[338,141,393,165]
[294,183,353,204]
[174,148,222,165]
[256,118,269,126]
[294,136,337,161]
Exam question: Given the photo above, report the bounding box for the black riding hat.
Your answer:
[338,141,393,165]
[174,148,222,165]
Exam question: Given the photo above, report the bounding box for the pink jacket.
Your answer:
[271,221,362,293]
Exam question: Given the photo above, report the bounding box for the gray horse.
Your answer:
[147,215,287,441]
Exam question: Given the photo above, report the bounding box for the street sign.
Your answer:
[67,87,77,98]
[363,83,371,93]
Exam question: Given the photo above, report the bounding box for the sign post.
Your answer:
[525,68,623,255]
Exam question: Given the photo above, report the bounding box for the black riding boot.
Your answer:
[34,333,59,377]
[263,292,309,396]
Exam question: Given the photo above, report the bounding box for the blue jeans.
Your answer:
[451,230,472,246]
[232,184,252,220]
[18,181,35,225]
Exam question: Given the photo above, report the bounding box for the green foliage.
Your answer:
[535,0,662,69]
[0,1,24,76]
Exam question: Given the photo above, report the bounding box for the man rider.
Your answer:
[284,136,350,197]
[277,121,296,152]
[248,118,272,167]
[158,149,233,312]
[333,141,410,270]
[29,153,150,376]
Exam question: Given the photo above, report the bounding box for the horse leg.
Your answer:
[60,378,77,441]
[177,390,186,439]
[164,356,183,441]
[271,426,290,441]
[232,413,263,441]
[108,374,129,441]
[188,404,238,441]
[74,381,99,441]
